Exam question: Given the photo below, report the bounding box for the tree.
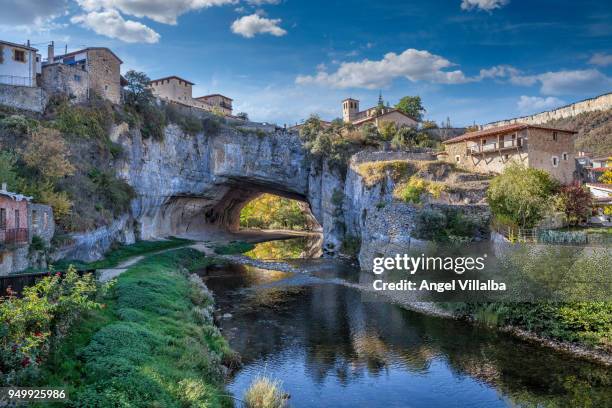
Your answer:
[22,128,75,181]
[378,121,397,141]
[599,167,612,184]
[555,184,593,226]
[236,112,249,121]
[486,164,558,229]
[0,151,21,190]
[395,96,425,121]
[421,120,438,130]
[124,70,154,107]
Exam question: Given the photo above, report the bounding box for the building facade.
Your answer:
[341,97,418,128]
[441,123,578,184]
[195,94,233,116]
[42,44,122,104]
[149,76,234,116]
[0,40,41,87]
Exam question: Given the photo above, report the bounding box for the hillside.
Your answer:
[543,108,612,156]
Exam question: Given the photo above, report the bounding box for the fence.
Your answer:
[0,75,35,87]
[497,226,612,246]
[0,269,97,297]
[0,228,28,245]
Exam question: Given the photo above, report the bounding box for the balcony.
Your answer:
[0,228,29,246]
[467,139,523,155]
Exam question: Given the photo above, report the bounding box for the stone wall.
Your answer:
[87,49,121,104]
[527,128,576,184]
[41,63,89,102]
[0,83,47,112]
[28,203,55,244]
[483,92,612,129]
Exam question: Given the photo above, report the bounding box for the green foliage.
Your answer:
[40,249,234,406]
[164,104,204,135]
[30,235,46,252]
[341,235,361,257]
[487,164,558,229]
[0,151,22,191]
[393,176,446,204]
[88,168,136,216]
[331,189,344,206]
[123,70,155,107]
[413,208,482,242]
[213,240,255,255]
[0,114,39,134]
[299,115,356,174]
[240,194,311,230]
[395,96,425,121]
[236,112,249,121]
[538,229,588,244]
[139,103,166,140]
[244,376,288,408]
[0,266,99,386]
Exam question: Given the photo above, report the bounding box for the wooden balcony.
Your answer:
[466,139,524,155]
[0,228,29,246]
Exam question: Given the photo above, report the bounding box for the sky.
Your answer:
[1,0,611,126]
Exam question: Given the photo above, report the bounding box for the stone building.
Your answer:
[194,94,233,116]
[149,76,234,116]
[342,97,418,128]
[440,123,578,184]
[42,43,123,104]
[0,39,41,87]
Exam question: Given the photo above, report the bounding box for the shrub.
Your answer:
[244,376,288,408]
[341,235,361,257]
[22,128,75,181]
[555,184,593,226]
[413,209,447,240]
[30,235,46,251]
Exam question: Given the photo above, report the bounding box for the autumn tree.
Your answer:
[555,184,593,226]
[23,128,75,181]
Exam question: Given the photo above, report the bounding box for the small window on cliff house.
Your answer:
[552,132,558,141]
[455,155,460,163]
[0,46,4,64]
[74,74,81,82]
[43,212,48,229]
[562,152,568,161]
[15,210,20,229]
[552,156,559,167]
[0,208,6,229]
[14,49,26,62]
[32,210,39,228]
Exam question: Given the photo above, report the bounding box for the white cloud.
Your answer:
[511,69,612,95]
[517,96,564,113]
[296,48,470,89]
[478,65,520,80]
[589,52,612,67]
[71,9,160,43]
[0,0,67,28]
[76,0,237,25]
[231,13,287,38]
[460,0,509,11]
[246,0,281,4]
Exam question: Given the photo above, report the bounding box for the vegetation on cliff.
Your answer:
[543,108,612,156]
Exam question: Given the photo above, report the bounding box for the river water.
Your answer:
[199,238,611,408]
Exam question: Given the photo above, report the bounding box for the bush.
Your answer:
[393,176,445,204]
[341,235,361,257]
[555,184,593,226]
[413,209,447,240]
[244,376,288,408]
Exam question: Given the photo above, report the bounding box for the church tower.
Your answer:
[342,98,359,123]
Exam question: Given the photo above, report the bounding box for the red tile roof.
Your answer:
[442,123,577,144]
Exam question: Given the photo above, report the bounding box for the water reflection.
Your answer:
[200,263,611,408]
[244,235,322,260]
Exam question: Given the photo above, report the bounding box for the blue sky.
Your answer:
[1,0,611,126]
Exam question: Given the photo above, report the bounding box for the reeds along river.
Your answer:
[197,239,611,408]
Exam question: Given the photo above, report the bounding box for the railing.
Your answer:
[467,139,523,155]
[0,228,29,245]
[496,226,612,246]
[0,75,35,87]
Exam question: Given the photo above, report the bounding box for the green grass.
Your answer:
[38,248,234,407]
[50,237,192,271]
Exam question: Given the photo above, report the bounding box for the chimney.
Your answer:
[1,182,7,192]
[47,41,54,62]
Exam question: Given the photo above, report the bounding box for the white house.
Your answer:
[586,183,612,226]
[0,40,41,87]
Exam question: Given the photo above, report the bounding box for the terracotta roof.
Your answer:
[592,167,608,172]
[149,76,194,85]
[196,94,233,101]
[443,123,577,144]
[352,108,417,125]
[55,47,122,64]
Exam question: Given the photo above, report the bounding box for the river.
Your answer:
[199,238,611,408]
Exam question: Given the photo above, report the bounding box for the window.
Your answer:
[503,154,509,160]
[43,212,48,229]
[551,156,559,167]
[455,155,461,163]
[74,74,81,82]
[104,85,108,90]
[0,208,6,229]
[0,45,3,64]
[562,152,568,161]
[13,49,26,63]
[15,209,20,229]
[552,132,558,141]
[32,210,39,228]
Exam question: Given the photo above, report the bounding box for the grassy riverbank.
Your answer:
[39,248,235,407]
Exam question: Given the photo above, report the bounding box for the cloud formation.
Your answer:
[76,0,237,25]
[71,9,161,43]
[231,13,287,38]
[296,48,469,89]
[460,0,509,11]
[517,95,564,113]
[589,52,612,67]
[511,69,612,95]
[0,0,67,28]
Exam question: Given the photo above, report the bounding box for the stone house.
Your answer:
[0,183,55,275]
[149,76,234,116]
[194,94,233,116]
[342,97,418,129]
[0,39,41,87]
[42,43,123,104]
[441,123,578,184]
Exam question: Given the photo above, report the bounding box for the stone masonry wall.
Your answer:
[41,63,89,102]
[0,83,47,112]
[87,49,121,104]
[527,128,576,184]
[483,92,612,129]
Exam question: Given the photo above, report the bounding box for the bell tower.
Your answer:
[342,98,359,123]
